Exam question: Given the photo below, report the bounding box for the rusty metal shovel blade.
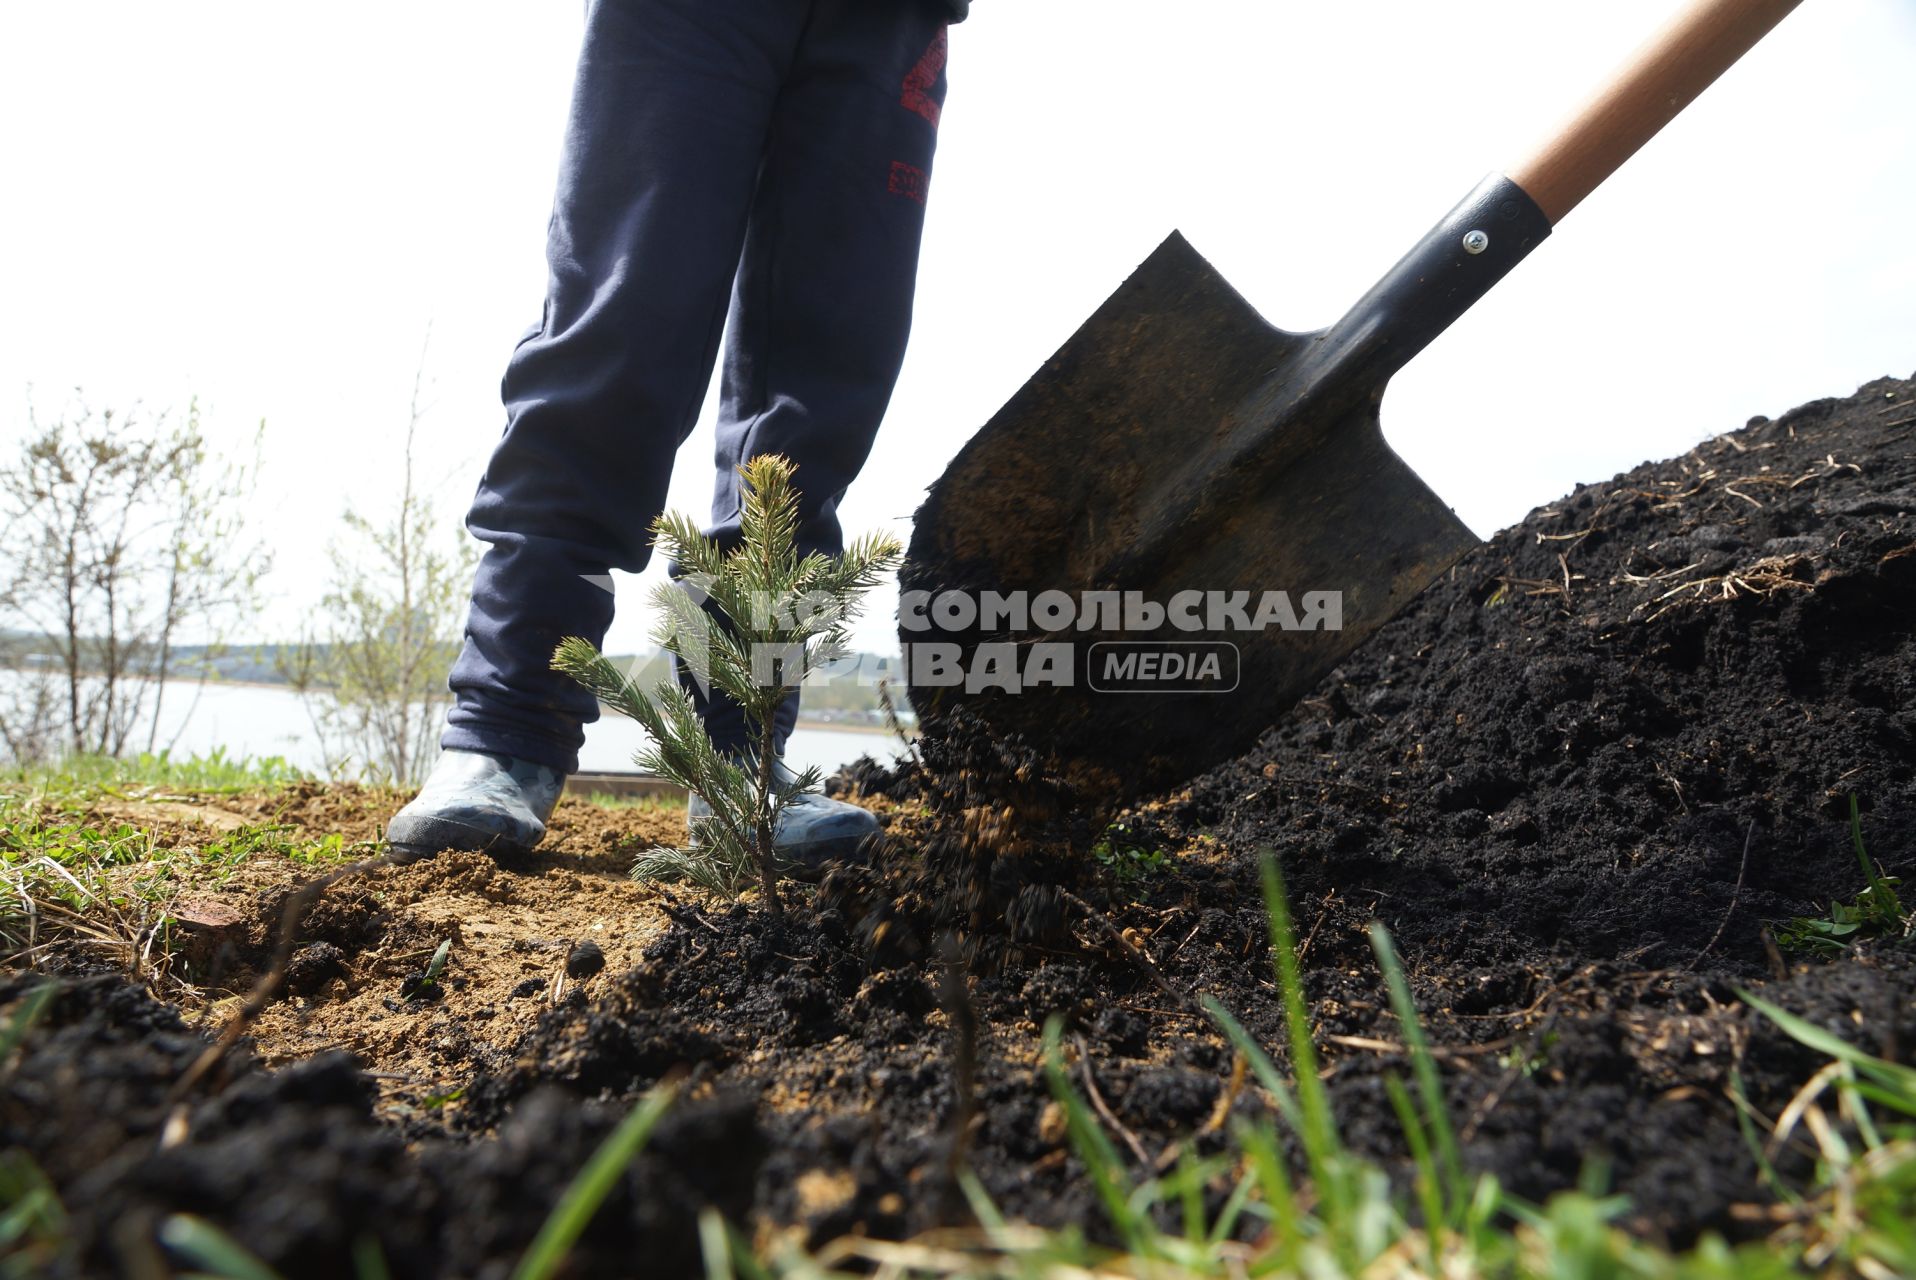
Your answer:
[901,178,1553,802]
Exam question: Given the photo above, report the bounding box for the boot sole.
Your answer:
[384,813,540,864]
[775,833,875,883]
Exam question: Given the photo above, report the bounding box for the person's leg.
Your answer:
[686,0,951,756]
[443,0,810,775]
[392,0,809,857]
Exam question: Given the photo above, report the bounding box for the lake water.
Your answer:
[3,672,909,781]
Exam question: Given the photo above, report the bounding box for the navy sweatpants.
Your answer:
[444,0,950,773]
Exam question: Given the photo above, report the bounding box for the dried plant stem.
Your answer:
[1688,818,1757,970]
[754,739,783,917]
[1073,1033,1150,1167]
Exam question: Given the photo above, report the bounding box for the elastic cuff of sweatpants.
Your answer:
[440,725,580,776]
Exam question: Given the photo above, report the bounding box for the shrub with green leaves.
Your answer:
[553,455,900,914]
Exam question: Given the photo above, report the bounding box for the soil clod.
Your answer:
[565,939,607,980]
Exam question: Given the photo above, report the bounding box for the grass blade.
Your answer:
[956,1168,1012,1242]
[1739,990,1916,1100]
[0,1150,68,1256]
[1257,855,1341,1180]
[700,1208,733,1280]
[1206,1164,1260,1249]
[0,980,59,1077]
[1850,795,1889,895]
[1383,1071,1445,1274]
[1174,1149,1205,1246]
[1369,922,1466,1216]
[158,1215,284,1280]
[1231,1119,1305,1262]
[351,1234,392,1280]
[1200,995,1305,1136]
[1727,1068,1799,1204]
[716,1215,775,1280]
[1040,1015,1148,1255]
[422,938,452,985]
[1845,1077,1916,1123]
[510,1081,679,1280]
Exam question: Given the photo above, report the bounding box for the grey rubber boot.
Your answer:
[688,754,878,881]
[385,749,566,862]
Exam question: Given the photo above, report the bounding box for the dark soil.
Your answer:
[0,973,758,1280]
[4,372,1914,1277]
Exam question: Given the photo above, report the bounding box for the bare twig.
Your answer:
[1153,1051,1250,1175]
[659,892,724,935]
[1688,818,1757,971]
[939,933,979,1199]
[1160,918,1203,968]
[1115,1003,1208,1023]
[1060,889,1197,1013]
[1073,1033,1151,1167]
[1324,1034,1511,1061]
[1298,889,1338,965]
[1760,926,1789,981]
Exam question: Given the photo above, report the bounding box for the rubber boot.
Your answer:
[687,754,878,881]
[385,749,566,862]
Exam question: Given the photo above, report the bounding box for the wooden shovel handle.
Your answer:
[1508,0,1804,224]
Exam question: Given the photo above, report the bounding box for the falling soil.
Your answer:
[4,372,1915,1277]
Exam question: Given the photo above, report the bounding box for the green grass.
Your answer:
[0,805,360,976]
[1778,795,1910,956]
[1,747,309,801]
[0,1148,71,1280]
[0,752,360,975]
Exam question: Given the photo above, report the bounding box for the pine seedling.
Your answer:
[553,455,901,915]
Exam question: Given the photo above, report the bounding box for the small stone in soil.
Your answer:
[510,977,546,999]
[565,939,606,979]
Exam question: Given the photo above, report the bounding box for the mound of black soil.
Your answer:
[1172,373,1916,975]
[4,372,1913,1273]
[0,972,760,1279]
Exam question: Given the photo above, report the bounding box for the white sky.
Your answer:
[3,1,1913,655]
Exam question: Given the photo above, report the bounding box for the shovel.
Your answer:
[900,0,1805,801]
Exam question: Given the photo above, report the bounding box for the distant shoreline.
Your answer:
[0,666,293,694]
[793,718,916,739]
[3,665,920,730]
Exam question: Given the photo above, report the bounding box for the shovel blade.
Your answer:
[912,232,1298,584]
[903,232,1480,801]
